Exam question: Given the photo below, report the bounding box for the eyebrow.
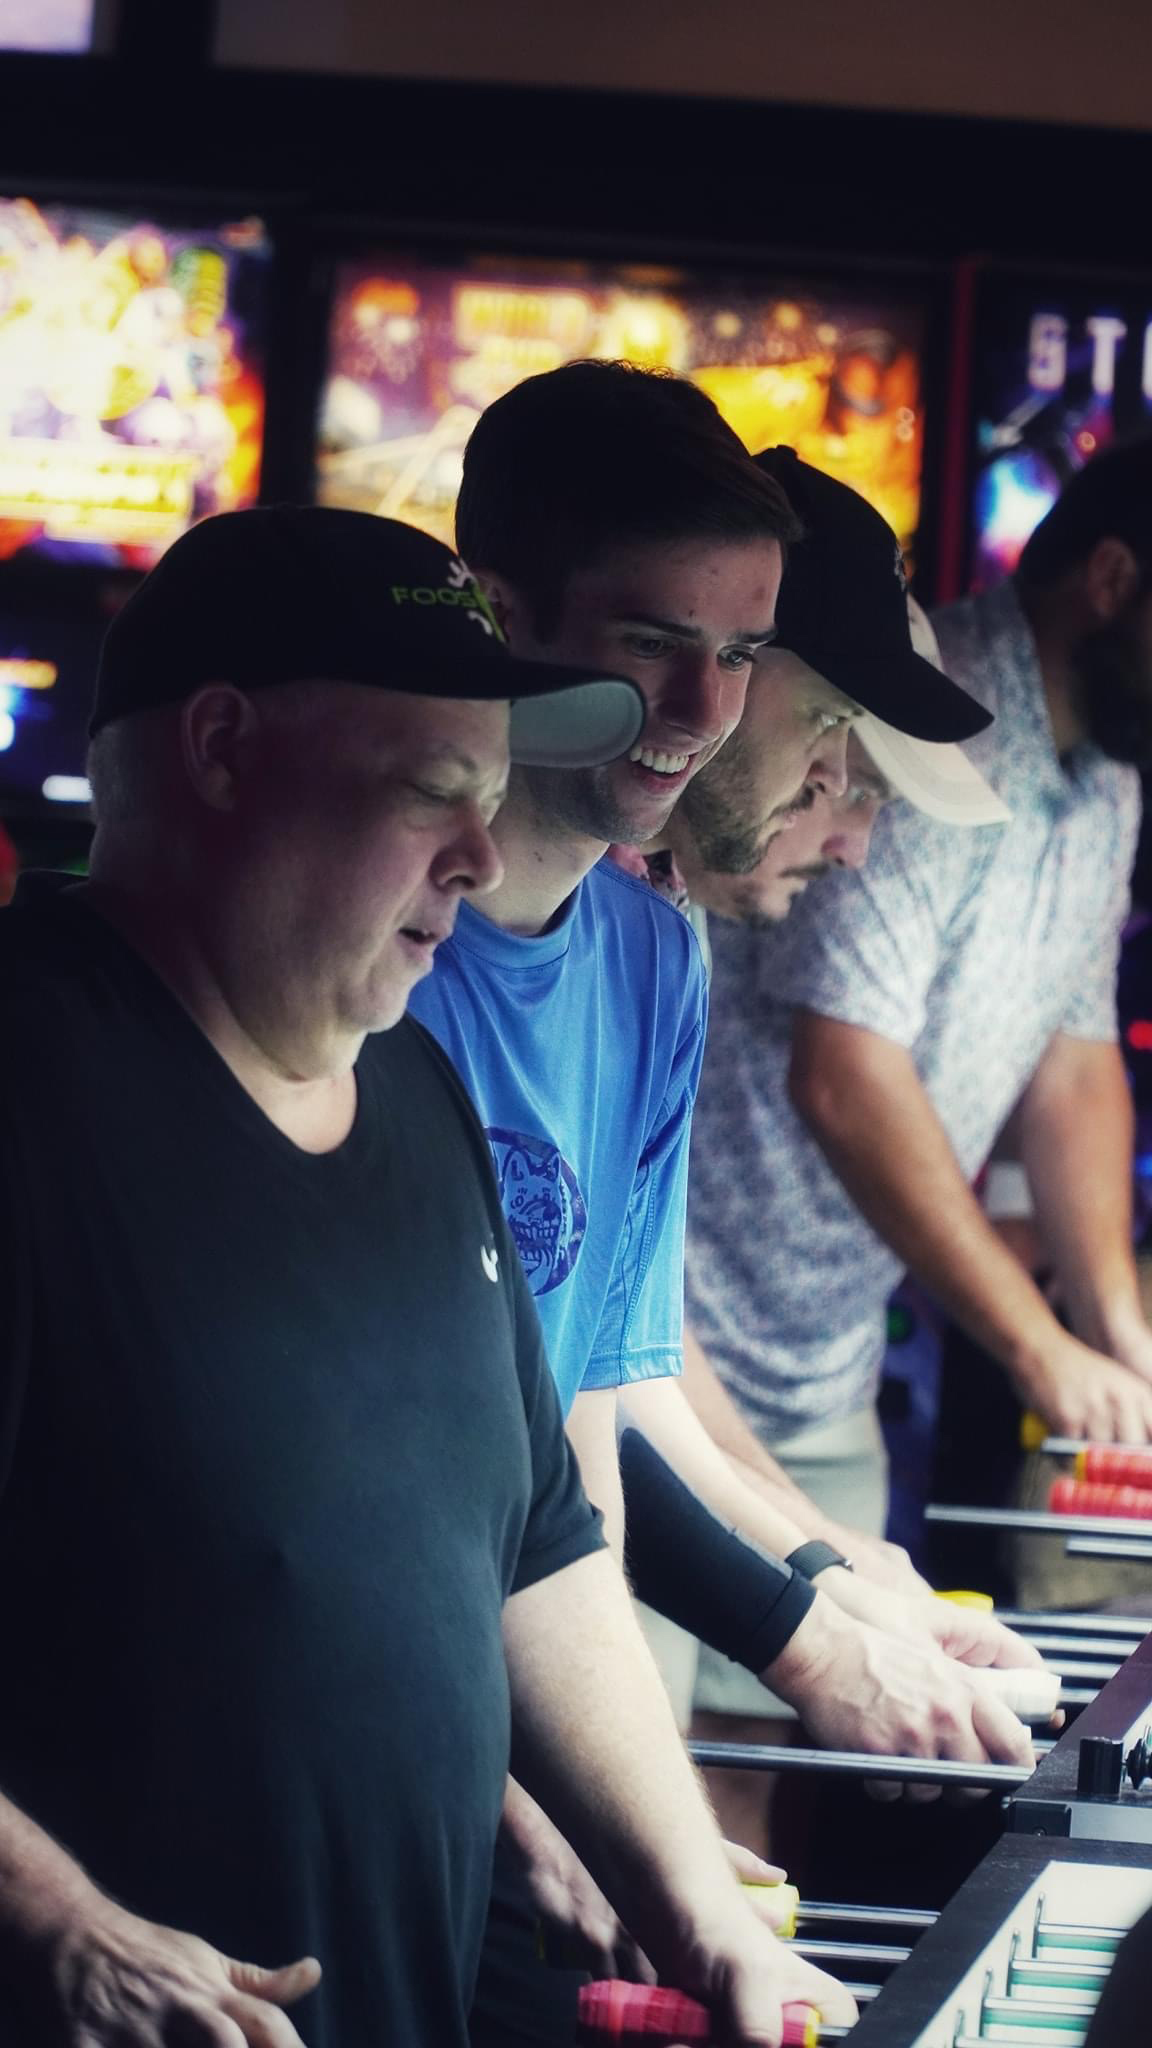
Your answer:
[411,742,507,795]
[615,610,779,646]
[851,769,893,801]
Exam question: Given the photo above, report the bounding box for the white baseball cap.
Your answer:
[852,598,1012,828]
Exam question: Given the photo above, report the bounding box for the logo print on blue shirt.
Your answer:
[488,1128,588,1296]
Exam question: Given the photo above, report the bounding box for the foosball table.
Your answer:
[583,1500,1152,2045]
[574,1424,1152,2047]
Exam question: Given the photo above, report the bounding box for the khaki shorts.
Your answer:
[635,1406,889,1728]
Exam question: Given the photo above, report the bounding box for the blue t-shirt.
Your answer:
[409,858,707,1416]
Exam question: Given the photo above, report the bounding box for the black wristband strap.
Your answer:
[619,1429,817,1673]
[785,1539,854,1581]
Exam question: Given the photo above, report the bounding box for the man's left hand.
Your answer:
[675,1907,858,2046]
[1105,1315,1152,1391]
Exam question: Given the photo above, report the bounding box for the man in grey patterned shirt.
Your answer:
[685,443,1152,1644]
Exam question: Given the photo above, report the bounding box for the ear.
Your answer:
[1081,536,1143,624]
[179,685,258,812]
[471,568,521,642]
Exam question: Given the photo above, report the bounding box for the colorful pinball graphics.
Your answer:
[316,256,925,554]
[969,272,1152,590]
[0,198,270,568]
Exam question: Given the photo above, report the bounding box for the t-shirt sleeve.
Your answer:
[761,803,983,1050]
[579,943,708,1393]
[1058,780,1139,1043]
[506,1237,607,1594]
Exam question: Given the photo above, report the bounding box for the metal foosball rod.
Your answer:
[688,1740,1034,1791]
[926,1503,1152,1540]
[996,1609,1150,1637]
[788,1936,910,1968]
[998,1630,1138,1659]
[792,1901,938,1931]
[1066,1534,1152,1561]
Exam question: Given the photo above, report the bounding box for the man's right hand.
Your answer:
[766,1599,1034,1802]
[1012,1329,1152,1443]
[38,1894,320,2046]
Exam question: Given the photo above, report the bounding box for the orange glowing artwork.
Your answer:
[0,199,271,568]
[318,256,925,554]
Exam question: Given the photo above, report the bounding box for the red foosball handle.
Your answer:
[578,1980,819,2044]
[1075,1446,1152,1491]
[1050,1476,1152,1519]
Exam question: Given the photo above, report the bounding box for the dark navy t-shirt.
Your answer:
[0,878,602,2048]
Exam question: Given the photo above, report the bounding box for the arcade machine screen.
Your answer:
[0,199,272,817]
[967,267,1152,592]
[315,253,927,554]
[0,0,101,51]
[0,198,270,571]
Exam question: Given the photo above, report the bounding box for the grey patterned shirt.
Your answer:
[685,580,1141,1439]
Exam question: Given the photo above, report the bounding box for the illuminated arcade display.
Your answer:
[316,255,926,553]
[0,0,97,52]
[0,198,270,568]
[968,271,1152,590]
[0,614,102,808]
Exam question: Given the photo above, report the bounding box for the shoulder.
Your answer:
[363,1013,489,1133]
[586,858,707,989]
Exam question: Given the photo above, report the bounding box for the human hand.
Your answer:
[819,1519,932,1598]
[1011,1330,1152,1443]
[1103,1315,1152,1392]
[817,1567,1044,1671]
[503,1778,653,1980]
[719,1844,793,1935]
[766,1599,1035,1803]
[39,1893,319,2046]
[671,1903,857,2046]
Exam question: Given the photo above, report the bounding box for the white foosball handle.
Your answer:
[963,1663,1063,1721]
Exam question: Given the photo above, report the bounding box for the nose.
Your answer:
[823,808,878,871]
[806,723,850,802]
[657,649,747,747]
[435,804,505,898]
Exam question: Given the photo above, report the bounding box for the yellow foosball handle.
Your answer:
[743,1879,800,1938]
[937,1590,995,1612]
[1020,1410,1048,1450]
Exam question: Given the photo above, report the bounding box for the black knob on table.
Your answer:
[1077,1735,1124,1799]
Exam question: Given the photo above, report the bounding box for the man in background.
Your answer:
[683,441,1152,1767]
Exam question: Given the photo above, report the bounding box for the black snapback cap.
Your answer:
[90,506,645,768]
[756,449,992,743]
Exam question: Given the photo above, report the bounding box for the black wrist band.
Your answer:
[619,1429,817,1672]
[785,1540,854,1580]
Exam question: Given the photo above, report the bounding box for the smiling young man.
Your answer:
[400,366,1040,2040]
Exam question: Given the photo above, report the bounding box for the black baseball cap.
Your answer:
[90,506,645,767]
[756,449,992,743]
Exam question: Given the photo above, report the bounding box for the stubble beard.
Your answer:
[517,761,679,847]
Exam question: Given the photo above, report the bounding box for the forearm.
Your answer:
[1019,1037,1144,1352]
[618,1426,816,1671]
[503,1552,746,1967]
[679,1325,834,1523]
[620,1372,811,1559]
[0,1788,100,1979]
[791,1013,1064,1378]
